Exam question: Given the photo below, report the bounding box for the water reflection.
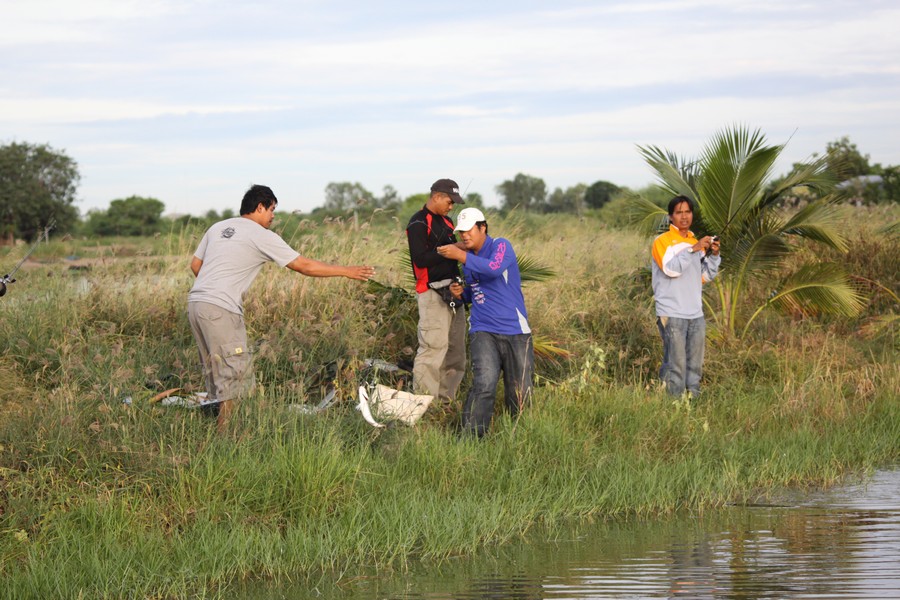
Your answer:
[247,470,900,599]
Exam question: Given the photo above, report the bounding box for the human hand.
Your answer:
[437,244,465,261]
[346,265,376,281]
[449,282,464,299]
[709,236,720,256]
[693,236,714,254]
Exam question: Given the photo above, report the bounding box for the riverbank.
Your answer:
[238,468,900,598]
[1,209,897,598]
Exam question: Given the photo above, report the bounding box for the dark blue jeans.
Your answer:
[656,316,706,397]
[462,331,534,437]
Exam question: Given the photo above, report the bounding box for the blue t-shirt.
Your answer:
[462,235,531,335]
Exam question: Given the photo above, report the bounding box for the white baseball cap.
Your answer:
[454,207,486,232]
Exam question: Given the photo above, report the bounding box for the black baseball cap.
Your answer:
[430,178,465,204]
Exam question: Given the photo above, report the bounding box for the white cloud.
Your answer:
[2,0,899,215]
[429,106,519,118]
[0,98,289,124]
[4,0,178,20]
[0,0,187,44]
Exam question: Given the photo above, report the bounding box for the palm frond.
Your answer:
[698,126,779,235]
[780,201,850,252]
[637,144,697,199]
[877,220,900,239]
[399,248,415,288]
[763,153,836,207]
[767,263,866,318]
[366,278,413,301]
[517,255,556,283]
[636,124,869,338]
[742,262,866,336]
[858,313,899,341]
[724,214,793,279]
[532,333,572,363]
[624,193,669,236]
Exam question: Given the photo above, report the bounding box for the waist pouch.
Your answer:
[429,279,463,310]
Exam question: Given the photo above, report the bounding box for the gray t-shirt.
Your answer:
[188,217,301,315]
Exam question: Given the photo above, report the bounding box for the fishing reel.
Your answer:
[447,276,465,311]
[0,220,55,298]
[429,275,466,311]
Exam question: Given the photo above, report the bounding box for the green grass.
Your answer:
[1,208,898,598]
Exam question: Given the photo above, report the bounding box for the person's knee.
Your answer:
[471,367,499,394]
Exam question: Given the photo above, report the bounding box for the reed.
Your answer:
[0,207,897,598]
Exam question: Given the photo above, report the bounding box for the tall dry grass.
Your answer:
[0,206,897,598]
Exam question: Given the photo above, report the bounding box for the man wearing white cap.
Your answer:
[437,208,533,437]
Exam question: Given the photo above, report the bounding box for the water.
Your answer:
[249,469,900,599]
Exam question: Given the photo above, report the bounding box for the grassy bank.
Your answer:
[1,208,898,598]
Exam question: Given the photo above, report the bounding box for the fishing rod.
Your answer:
[0,220,55,297]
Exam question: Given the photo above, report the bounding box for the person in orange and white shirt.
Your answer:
[650,195,721,399]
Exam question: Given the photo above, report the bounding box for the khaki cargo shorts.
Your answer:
[187,302,254,402]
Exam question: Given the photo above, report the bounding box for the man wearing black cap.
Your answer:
[405,179,467,403]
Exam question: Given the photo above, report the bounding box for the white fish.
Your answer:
[356,386,385,428]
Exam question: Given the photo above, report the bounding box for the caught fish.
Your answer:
[357,386,385,428]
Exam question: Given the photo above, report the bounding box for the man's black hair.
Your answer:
[477,221,488,235]
[240,184,278,215]
[667,195,694,216]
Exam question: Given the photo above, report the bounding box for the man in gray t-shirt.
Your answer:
[188,184,375,432]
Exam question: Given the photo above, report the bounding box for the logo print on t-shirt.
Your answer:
[221,227,236,239]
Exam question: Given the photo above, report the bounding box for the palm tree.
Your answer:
[631,125,865,338]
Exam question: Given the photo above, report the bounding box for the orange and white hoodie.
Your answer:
[651,225,720,319]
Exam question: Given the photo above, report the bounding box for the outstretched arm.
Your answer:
[286,256,375,281]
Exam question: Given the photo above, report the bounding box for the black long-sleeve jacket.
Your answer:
[406,206,460,293]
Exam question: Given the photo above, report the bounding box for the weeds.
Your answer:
[0,208,897,598]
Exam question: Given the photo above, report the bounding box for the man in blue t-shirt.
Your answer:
[438,208,533,437]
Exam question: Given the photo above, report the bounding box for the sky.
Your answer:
[2,0,900,216]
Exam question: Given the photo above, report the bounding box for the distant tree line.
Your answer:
[82,196,167,236]
[493,174,622,213]
[770,136,900,205]
[0,142,79,243]
[1,136,896,242]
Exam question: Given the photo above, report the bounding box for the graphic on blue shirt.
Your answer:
[471,282,485,305]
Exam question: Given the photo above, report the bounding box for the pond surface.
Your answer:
[250,469,900,599]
